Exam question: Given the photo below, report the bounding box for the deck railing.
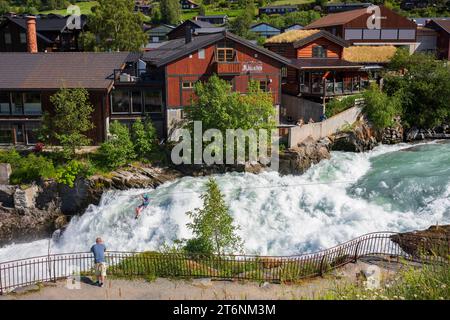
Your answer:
[0,232,448,294]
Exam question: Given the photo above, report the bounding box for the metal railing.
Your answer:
[0,232,448,294]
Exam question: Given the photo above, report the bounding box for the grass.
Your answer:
[37,1,98,15]
[320,262,450,300]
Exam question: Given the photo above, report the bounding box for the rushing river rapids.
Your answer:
[0,141,449,261]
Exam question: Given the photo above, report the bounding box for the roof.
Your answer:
[0,52,132,90]
[289,59,363,70]
[196,15,228,19]
[250,22,281,31]
[265,29,350,48]
[343,45,397,63]
[142,31,291,67]
[5,15,86,32]
[412,17,450,26]
[195,27,226,34]
[305,8,369,28]
[427,19,450,34]
[260,5,297,9]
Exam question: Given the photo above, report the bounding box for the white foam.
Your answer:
[1,141,449,261]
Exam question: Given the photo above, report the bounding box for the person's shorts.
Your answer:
[95,263,107,277]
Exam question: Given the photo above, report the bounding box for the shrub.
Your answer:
[326,95,362,118]
[131,118,157,159]
[55,160,94,187]
[9,154,56,184]
[363,83,402,130]
[97,121,136,170]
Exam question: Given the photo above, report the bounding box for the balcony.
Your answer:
[213,61,241,75]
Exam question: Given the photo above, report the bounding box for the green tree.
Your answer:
[184,75,276,134]
[131,118,157,159]
[151,7,162,24]
[41,88,94,159]
[198,4,206,16]
[230,3,256,38]
[363,83,402,130]
[98,121,136,169]
[185,178,243,256]
[84,0,147,51]
[0,0,10,14]
[160,0,181,25]
[385,51,450,128]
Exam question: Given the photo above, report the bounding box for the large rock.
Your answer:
[405,125,450,142]
[278,137,331,175]
[390,225,450,258]
[331,120,378,152]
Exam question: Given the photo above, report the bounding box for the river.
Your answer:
[0,140,449,262]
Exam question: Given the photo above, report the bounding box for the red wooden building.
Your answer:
[305,6,418,52]
[265,29,367,100]
[125,31,291,135]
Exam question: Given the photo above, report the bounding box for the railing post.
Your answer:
[0,264,3,295]
[354,240,361,263]
[319,255,326,277]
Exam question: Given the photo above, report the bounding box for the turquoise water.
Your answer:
[0,141,449,260]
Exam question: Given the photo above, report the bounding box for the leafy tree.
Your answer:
[83,0,147,51]
[185,178,243,256]
[230,3,256,38]
[160,0,180,25]
[131,118,157,158]
[98,121,136,169]
[41,88,94,159]
[385,51,450,128]
[363,83,402,130]
[0,0,10,14]
[151,7,162,24]
[198,4,206,16]
[184,75,276,134]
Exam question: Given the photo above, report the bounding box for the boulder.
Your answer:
[390,225,450,258]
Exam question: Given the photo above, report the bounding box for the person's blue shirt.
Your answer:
[91,243,106,263]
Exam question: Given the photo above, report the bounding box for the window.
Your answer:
[217,48,234,62]
[23,93,41,115]
[345,29,362,40]
[381,29,398,40]
[0,92,10,114]
[20,33,27,44]
[25,123,40,144]
[112,90,130,113]
[398,29,415,40]
[11,92,24,115]
[0,125,12,144]
[198,49,205,59]
[144,91,162,113]
[312,45,327,58]
[182,81,195,89]
[131,91,142,113]
[363,29,381,40]
[281,67,288,77]
[258,80,269,92]
[4,32,12,44]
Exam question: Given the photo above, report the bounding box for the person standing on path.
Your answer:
[90,237,107,287]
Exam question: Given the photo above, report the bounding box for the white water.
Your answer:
[1,141,449,261]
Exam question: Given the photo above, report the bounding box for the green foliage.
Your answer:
[84,0,147,51]
[41,88,94,159]
[363,83,402,130]
[385,51,450,128]
[325,95,362,118]
[97,121,135,170]
[0,0,10,14]
[131,118,157,159]
[259,10,321,30]
[160,0,181,25]
[230,3,256,38]
[55,160,93,187]
[185,75,276,134]
[9,153,55,184]
[185,178,243,256]
[322,263,450,300]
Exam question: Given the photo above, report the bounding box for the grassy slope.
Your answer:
[37,1,98,15]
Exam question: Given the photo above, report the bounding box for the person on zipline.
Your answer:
[135,193,150,219]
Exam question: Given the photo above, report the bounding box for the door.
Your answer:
[14,124,25,144]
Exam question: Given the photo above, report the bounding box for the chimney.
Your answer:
[26,15,38,53]
[185,25,193,44]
